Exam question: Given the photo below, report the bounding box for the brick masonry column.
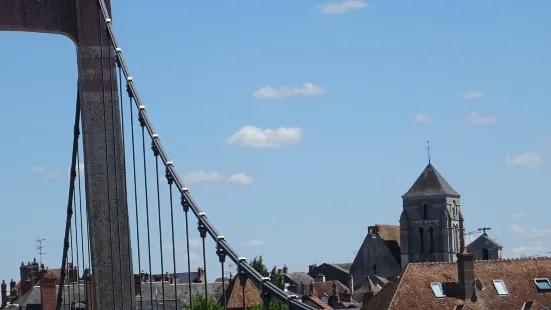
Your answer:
[0,1,135,309]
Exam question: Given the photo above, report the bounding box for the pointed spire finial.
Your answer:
[426,140,432,164]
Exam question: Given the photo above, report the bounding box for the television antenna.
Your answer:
[36,238,47,267]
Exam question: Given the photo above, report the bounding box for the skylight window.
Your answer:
[430,282,446,298]
[534,278,551,291]
[492,280,508,295]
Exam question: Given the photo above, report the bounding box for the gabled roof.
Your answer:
[466,234,503,250]
[402,163,460,198]
[223,276,262,309]
[365,257,551,309]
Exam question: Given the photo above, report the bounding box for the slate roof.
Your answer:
[402,163,460,198]
[333,264,352,272]
[139,281,225,302]
[285,272,315,286]
[365,257,551,309]
[466,234,503,250]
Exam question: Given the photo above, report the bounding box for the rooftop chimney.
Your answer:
[9,280,15,292]
[362,286,374,307]
[309,282,314,296]
[1,280,7,309]
[457,250,475,300]
[84,274,94,310]
[197,267,204,282]
[308,264,317,274]
[229,271,233,280]
[315,273,325,283]
[134,274,142,297]
[282,265,288,274]
[41,270,58,310]
[21,277,32,296]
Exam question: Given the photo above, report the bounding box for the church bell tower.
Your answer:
[399,147,464,268]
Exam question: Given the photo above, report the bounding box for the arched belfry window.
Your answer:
[419,227,425,253]
[423,204,428,219]
[429,227,435,252]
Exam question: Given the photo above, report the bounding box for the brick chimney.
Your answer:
[308,264,317,274]
[197,267,204,282]
[21,277,32,296]
[309,282,314,296]
[282,265,288,274]
[1,280,7,309]
[40,270,58,310]
[315,273,325,283]
[328,282,340,308]
[84,274,94,310]
[457,250,475,300]
[134,274,142,297]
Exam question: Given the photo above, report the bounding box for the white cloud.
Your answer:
[508,224,551,238]
[317,0,368,14]
[252,83,326,99]
[242,240,265,247]
[227,126,304,149]
[226,173,254,185]
[508,223,525,234]
[467,112,500,125]
[413,113,430,124]
[183,171,226,184]
[462,91,483,100]
[509,212,523,220]
[32,166,45,173]
[512,244,547,256]
[505,152,543,168]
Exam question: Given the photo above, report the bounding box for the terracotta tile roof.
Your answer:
[366,257,551,310]
[312,280,349,296]
[304,296,334,310]
[223,276,262,309]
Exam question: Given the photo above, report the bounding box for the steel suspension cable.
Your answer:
[75,147,88,309]
[127,78,143,310]
[72,169,82,306]
[139,115,154,310]
[97,11,117,309]
[165,170,178,308]
[199,222,208,309]
[69,225,75,306]
[57,89,81,310]
[152,148,166,309]
[182,198,193,309]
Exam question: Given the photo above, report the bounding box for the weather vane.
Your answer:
[426,141,432,164]
[478,227,491,236]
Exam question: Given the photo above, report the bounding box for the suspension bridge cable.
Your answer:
[57,89,81,310]
[127,82,143,309]
[70,191,78,304]
[139,114,155,310]
[199,222,208,309]
[166,170,178,308]
[152,147,166,309]
[217,239,227,310]
[182,198,193,309]
[76,148,88,309]
[97,11,117,309]
[72,168,82,306]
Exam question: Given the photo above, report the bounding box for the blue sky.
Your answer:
[1,0,551,281]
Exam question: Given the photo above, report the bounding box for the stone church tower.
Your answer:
[399,162,464,268]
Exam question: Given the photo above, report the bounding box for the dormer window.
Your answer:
[534,278,551,291]
[430,282,445,298]
[492,280,508,295]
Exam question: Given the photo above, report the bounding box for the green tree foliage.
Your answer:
[250,255,270,277]
[182,294,224,310]
[248,256,289,310]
